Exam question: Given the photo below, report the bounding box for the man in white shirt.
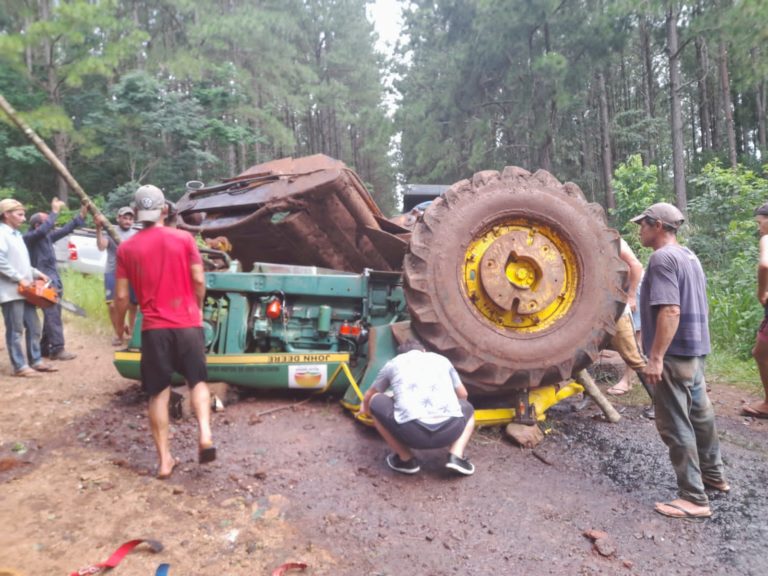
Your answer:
[0,198,57,377]
[360,339,476,476]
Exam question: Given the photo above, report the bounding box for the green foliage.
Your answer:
[610,154,668,255]
[104,182,140,216]
[60,269,111,334]
[4,146,44,164]
[395,0,638,186]
[707,250,762,358]
[687,162,768,270]
[0,0,395,208]
[84,70,219,194]
[684,162,768,357]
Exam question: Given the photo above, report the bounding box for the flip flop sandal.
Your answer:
[741,405,768,419]
[199,445,217,464]
[606,385,630,396]
[13,367,41,378]
[654,501,712,520]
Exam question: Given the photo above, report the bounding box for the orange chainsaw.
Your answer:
[17,279,86,316]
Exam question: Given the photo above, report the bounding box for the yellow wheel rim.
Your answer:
[463,219,579,333]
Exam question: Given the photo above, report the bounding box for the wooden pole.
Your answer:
[0,93,122,244]
[575,369,622,423]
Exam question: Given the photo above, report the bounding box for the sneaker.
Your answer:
[446,454,475,476]
[49,350,76,361]
[385,453,420,474]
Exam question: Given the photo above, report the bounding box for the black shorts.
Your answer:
[140,327,208,396]
[370,395,474,450]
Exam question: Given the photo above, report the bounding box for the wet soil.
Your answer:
[1,322,768,575]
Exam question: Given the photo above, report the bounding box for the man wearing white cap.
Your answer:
[632,202,727,519]
[0,198,57,376]
[115,185,215,479]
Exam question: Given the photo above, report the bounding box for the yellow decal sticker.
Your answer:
[289,365,327,389]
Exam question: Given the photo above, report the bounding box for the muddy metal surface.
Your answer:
[1,324,768,574]
[175,154,410,273]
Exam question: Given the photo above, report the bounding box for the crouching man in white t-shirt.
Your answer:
[360,339,476,476]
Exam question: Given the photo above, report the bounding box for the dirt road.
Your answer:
[1,321,767,575]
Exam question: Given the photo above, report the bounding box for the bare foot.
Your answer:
[607,379,631,396]
[157,457,178,480]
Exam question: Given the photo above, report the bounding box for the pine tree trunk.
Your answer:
[695,36,712,151]
[758,80,767,153]
[239,140,247,172]
[641,17,656,164]
[597,71,614,210]
[227,143,236,175]
[719,41,737,167]
[689,98,698,168]
[667,6,687,211]
[752,49,767,153]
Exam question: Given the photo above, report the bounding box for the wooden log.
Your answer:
[575,369,622,423]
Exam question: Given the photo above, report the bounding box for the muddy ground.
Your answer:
[1,320,768,575]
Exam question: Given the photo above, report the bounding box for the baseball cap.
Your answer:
[0,198,24,214]
[755,202,768,217]
[630,202,685,230]
[134,185,165,222]
[117,206,135,218]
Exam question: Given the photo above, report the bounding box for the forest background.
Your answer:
[1,0,767,375]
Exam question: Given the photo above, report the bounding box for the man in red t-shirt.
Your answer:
[115,184,215,479]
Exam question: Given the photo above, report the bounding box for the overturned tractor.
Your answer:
[114,154,627,421]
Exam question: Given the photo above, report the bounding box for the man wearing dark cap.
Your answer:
[23,196,88,360]
[96,206,138,346]
[742,202,768,419]
[632,202,728,519]
[115,184,216,479]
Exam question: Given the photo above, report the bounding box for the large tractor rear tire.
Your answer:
[403,167,627,395]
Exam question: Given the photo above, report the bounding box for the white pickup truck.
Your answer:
[53,228,107,275]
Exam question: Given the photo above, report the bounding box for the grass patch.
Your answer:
[61,269,111,336]
[706,347,760,392]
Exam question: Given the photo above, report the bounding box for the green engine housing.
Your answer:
[114,263,407,393]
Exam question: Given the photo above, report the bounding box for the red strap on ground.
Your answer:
[271,562,308,576]
[70,539,164,576]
